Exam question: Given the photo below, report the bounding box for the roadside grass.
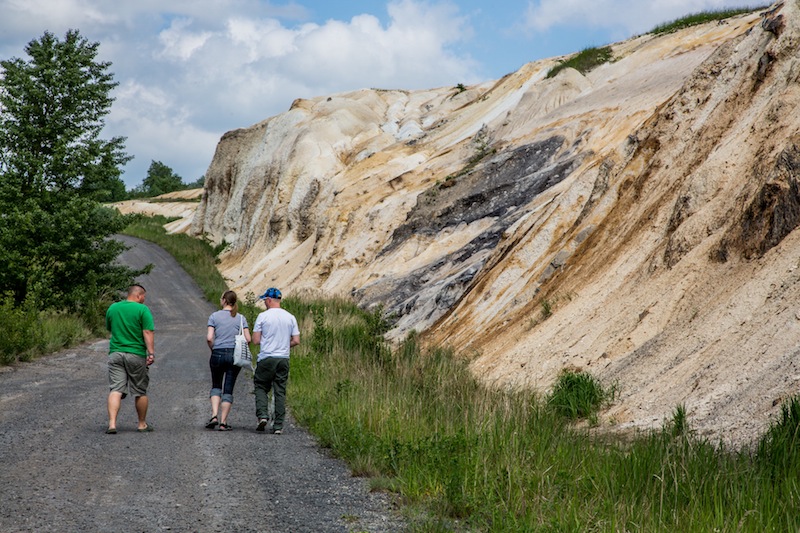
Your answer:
[650,6,769,35]
[122,215,800,531]
[291,308,800,531]
[0,296,94,365]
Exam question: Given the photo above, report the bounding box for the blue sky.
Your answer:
[0,0,766,189]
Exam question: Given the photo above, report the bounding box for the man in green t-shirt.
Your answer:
[105,284,156,434]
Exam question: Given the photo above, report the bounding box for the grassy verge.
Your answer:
[292,308,800,531]
[0,296,95,365]
[127,215,800,531]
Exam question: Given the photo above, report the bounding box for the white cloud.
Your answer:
[226,17,299,61]
[0,0,480,187]
[524,0,765,35]
[109,80,219,182]
[157,18,214,61]
[1,0,113,38]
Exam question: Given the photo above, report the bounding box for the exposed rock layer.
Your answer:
[185,2,800,446]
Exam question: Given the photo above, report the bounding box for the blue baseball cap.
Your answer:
[259,287,282,300]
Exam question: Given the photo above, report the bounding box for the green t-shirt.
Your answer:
[105,300,155,357]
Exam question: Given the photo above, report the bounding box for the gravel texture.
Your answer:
[0,235,405,533]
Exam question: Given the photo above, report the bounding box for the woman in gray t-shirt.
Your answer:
[205,290,251,430]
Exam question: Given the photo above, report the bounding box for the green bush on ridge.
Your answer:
[546,46,613,79]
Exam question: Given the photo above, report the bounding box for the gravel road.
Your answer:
[0,235,405,533]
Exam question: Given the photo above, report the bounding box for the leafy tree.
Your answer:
[0,30,130,203]
[140,160,184,197]
[0,30,138,312]
[185,175,205,189]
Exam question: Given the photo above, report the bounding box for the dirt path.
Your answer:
[0,235,404,533]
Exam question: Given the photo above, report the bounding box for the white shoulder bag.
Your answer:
[232,315,251,369]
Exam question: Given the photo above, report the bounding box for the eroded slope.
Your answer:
[188,4,799,444]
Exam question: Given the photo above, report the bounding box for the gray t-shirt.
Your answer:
[208,310,249,349]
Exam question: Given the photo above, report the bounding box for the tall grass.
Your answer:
[650,6,768,35]
[289,307,800,531]
[547,368,608,420]
[126,216,800,531]
[0,294,94,365]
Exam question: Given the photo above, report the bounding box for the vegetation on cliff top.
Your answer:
[546,6,767,80]
[651,6,769,35]
[546,46,614,79]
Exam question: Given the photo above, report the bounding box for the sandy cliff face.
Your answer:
[188,2,800,445]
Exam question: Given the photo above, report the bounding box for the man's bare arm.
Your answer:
[143,330,155,366]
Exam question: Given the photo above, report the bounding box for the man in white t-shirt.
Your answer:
[251,287,300,434]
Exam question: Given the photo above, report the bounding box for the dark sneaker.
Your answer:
[256,419,268,432]
[273,428,282,435]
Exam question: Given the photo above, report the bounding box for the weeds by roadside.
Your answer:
[286,303,800,531]
[0,295,94,365]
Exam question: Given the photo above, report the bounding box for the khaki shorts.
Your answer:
[108,352,150,397]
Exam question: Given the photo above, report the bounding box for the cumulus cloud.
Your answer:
[0,0,480,187]
[524,0,764,35]
[157,19,214,61]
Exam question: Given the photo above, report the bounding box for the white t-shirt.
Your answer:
[253,307,299,361]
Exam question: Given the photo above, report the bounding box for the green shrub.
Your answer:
[540,298,552,319]
[666,403,690,437]
[0,294,95,364]
[546,46,613,79]
[547,369,606,419]
[35,311,92,357]
[0,295,34,364]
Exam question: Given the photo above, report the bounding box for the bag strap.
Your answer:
[239,314,244,334]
